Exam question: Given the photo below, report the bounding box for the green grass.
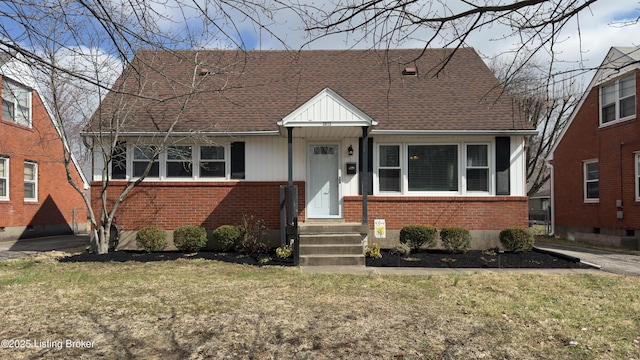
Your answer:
[0,253,639,359]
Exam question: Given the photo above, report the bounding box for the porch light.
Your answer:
[348,145,354,156]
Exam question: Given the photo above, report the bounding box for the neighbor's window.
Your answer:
[24,161,37,201]
[584,160,599,202]
[408,145,458,192]
[1,78,31,127]
[0,157,8,200]
[199,145,225,178]
[601,74,636,125]
[166,145,193,178]
[466,144,490,192]
[133,145,159,178]
[378,145,401,192]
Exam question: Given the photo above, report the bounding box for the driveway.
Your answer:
[0,234,89,261]
[536,241,640,277]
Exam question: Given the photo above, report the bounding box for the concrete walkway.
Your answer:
[0,234,89,261]
[1,235,639,277]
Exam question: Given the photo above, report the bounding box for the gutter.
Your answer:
[370,129,539,136]
[79,130,282,138]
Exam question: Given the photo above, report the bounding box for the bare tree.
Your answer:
[290,0,622,78]
[0,0,286,253]
[490,56,581,196]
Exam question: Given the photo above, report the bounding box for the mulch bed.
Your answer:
[58,247,594,269]
[366,248,593,269]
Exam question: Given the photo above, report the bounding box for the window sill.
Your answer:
[599,116,636,128]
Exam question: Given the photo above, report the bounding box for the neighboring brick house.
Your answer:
[550,46,640,249]
[0,52,88,241]
[85,48,535,249]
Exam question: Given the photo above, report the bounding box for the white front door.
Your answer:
[308,144,341,218]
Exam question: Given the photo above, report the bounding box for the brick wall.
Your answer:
[552,69,640,235]
[91,181,305,231]
[344,195,528,230]
[0,77,86,238]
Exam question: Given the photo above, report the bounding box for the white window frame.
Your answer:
[165,145,194,179]
[465,143,491,194]
[0,157,8,200]
[584,159,599,203]
[24,161,37,202]
[132,145,160,179]
[376,144,402,193]
[198,145,226,179]
[600,74,636,126]
[1,77,32,128]
[374,140,495,196]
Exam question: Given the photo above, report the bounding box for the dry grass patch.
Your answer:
[0,253,639,359]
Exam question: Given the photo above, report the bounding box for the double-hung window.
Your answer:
[584,160,599,202]
[636,154,640,202]
[166,145,193,178]
[407,145,458,192]
[0,157,8,200]
[24,161,37,201]
[378,145,401,192]
[466,144,490,192]
[601,74,636,125]
[199,146,225,178]
[133,145,159,178]
[2,78,31,127]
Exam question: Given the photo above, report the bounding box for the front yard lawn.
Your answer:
[0,251,639,359]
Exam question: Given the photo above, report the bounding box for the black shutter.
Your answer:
[111,141,126,179]
[358,137,373,195]
[231,142,245,179]
[495,137,510,195]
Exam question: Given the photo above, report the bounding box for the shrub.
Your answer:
[399,225,437,250]
[173,225,207,253]
[136,226,167,252]
[440,227,472,254]
[275,245,293,259]
[389,242,411,256]
[238,215,269,256]
[212,225,241,252]
[499,227,534,252]
[365,243,382,259]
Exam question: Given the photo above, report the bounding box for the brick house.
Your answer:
[550,46,640,249]
[85,48,535,251]
[0,52,88,241]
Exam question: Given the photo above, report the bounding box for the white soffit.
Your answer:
[277,87,378,128]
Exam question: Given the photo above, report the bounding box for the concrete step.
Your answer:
[299,244,363,256]
[299,254,365,266]
[299,233,363,246]
[299,223,368,235]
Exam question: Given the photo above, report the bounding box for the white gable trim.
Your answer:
[549,46,640,161]
[277,87,378,128]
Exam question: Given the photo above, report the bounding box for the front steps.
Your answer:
[298,223,368,267]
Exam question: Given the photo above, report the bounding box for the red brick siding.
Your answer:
[344,196,528,230]
[90,181,305,230]
[552,69,640,232]
[0,78,86,231]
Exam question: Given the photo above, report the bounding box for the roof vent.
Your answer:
[199,68,211,76]
[402,66,417,76]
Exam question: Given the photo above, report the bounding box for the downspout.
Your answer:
[546,160,555,236]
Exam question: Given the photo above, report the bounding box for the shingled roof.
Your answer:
[88,48,530,134]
